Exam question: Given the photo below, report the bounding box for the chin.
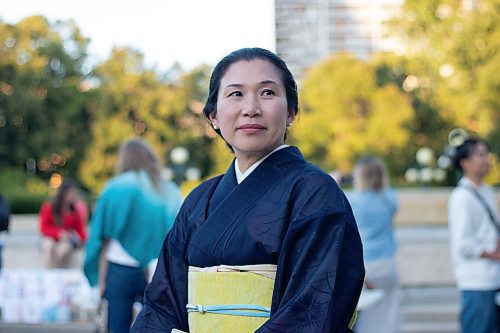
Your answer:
[235,144,275,155]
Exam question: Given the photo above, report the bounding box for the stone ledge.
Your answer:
[394,187,500,226]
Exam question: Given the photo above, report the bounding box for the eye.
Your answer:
[261,89,275,96]
[228,90,242,97]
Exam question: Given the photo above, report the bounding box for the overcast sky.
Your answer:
[0,0,276,70]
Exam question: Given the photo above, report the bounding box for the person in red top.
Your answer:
[39,180,88,268]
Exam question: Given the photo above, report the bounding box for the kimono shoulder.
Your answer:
[182,175,222,211]
[288,162,351,219]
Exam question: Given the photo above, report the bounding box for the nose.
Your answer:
[242,95,261,117]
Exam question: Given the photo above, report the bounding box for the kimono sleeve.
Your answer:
[131,202,190,332]
[257,173,365,333]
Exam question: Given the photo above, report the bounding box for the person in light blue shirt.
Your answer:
[347,155,402,333]
[84,138,183,333]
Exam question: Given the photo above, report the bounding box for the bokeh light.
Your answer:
[49,173,63,189]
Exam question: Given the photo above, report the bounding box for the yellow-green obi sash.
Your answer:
[186,264,276,333]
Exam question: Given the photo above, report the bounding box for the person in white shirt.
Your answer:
[448,137,500,333]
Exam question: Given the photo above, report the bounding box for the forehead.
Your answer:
[65,188,77,195]
[220,59,283,86]
[471,142,488,154]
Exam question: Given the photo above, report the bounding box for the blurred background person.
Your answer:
[329,169,353,188]
[448,137,500,333]
[39,179,88,268]
[347,155,402,333]
[0,192,11,272]
[329,169,344,185]
[83,138,183,333]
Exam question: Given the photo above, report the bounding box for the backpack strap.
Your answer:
[462,185,500,235]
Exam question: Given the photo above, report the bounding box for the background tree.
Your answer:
[0,16,93,180]
[372,53,453,179]
[295,54,414,176]
[391,0,499,183]
[79,47,213,192]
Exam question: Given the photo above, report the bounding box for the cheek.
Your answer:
[215,111,232,126]
[275,107,291,125]
[214,112,236,136]
[215,101,232,122]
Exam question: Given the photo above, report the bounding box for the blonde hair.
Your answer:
[353,155,389,192]
[116,138,162,189]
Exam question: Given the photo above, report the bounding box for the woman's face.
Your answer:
[210,59,295,161]
[63,188,77,209]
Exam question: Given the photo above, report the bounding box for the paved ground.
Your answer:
[2,214,84,269]
[0,322,96,333]
[396,226,454,286]
[1,214,460,332]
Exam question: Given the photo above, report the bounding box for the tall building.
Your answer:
[275,0,404,80]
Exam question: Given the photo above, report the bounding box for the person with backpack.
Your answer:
[448,137,500,333]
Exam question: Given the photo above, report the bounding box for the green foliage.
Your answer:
[79,113,136,191]
[4,6,497,194]
[0,16,220,196]
[0,16,93,181]
[0,168,50,213]
[394,0,499,138]
[381,0,499,184]
[371,54,452,176]
[208,138,234,177]
[0,168,49,195]
[296,54,414,174]
[79,47,215,193]
[5,192,47,214]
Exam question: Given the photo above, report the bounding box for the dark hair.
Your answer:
[453,137,487,171]
[52,179,77,225]
[203,47,299,143]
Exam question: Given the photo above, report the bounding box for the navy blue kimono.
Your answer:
[131,146,364,332]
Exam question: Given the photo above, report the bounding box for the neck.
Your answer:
[236,153,267,173]
[235,145,283,173]
[466,174,483,187]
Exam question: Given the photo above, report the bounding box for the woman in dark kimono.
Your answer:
[132,48,364,333]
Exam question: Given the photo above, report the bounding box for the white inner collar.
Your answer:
[234,145,288,184]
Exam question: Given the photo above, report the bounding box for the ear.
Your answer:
[459,158,469,173]
[286,109,296,125]
[209,111,219,128]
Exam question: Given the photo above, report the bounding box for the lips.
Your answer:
[238,124,266,130]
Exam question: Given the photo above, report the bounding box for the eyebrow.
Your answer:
[222,80,280,90]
